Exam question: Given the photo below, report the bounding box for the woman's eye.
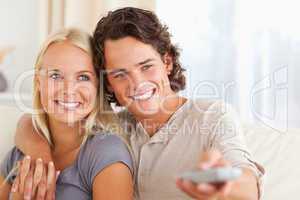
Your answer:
[49,73,62,80]
[78,74,90,81]
[141,65,152,71]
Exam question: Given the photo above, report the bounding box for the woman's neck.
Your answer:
[48,118,83,157]
[136,95,187,137]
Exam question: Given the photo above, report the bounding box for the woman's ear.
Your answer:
[163,53,173,75]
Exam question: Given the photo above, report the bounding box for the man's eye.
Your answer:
[141,65,152,71]
[78,74,90,81]
[49,73,62,80]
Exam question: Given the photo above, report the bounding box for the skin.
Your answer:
[0,175,11,199]
[104,37,187,136]
[176,150,258,200]
[7,41,133,200]
[14,37,258,200]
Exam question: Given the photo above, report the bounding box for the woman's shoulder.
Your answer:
[1,147,24,168]
[77,133,133,188]
[85,133,127,150]
[0,147,24,182]
[78,133,130,163]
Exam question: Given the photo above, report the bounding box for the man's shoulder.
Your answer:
[186,99,224,114]
[184,99,236,122]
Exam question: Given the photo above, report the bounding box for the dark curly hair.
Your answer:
[93,7,186,104]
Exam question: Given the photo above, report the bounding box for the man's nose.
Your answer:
[130,70,144,87]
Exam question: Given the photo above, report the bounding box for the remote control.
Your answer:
[179,167,242,184]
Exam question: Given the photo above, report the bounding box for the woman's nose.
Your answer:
[63,79,77,95]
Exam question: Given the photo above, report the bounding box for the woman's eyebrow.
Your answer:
[47,69,60,72]
[38,68,60,74]
[75,70,95,75]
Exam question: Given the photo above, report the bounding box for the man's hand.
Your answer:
[176,149,234,200]
[11,156,60,200]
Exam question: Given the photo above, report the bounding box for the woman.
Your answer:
[0,28,133,200]
[13,7,264,200]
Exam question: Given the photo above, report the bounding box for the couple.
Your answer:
[0,7,264,200]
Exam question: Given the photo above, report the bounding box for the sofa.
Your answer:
[0,105,299,199]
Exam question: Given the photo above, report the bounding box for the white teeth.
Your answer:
[132,90,154,100]
[57,101,80,109]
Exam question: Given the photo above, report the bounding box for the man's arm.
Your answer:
[176,150,258,200]
[226,167,258,200]
[15,114,52,162]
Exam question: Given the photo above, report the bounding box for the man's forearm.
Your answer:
[223,168,258,200]
[15,114,53,162]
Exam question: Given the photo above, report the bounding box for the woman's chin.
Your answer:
[49,114,83,125]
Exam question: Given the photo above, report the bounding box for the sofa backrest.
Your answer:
[0,105,22,160]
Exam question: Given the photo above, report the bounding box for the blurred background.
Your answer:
[1,0,300,130]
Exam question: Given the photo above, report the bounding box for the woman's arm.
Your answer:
[0,175,11,199]
[15,114,52,162]
[92,163,133,200]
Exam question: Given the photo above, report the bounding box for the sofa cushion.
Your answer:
[244,124,300,200]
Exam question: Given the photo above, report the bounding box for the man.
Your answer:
[14,7,264,200]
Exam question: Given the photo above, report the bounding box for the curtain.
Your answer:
[156,0,300,129]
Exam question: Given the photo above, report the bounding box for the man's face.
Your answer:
[104,36,175,118]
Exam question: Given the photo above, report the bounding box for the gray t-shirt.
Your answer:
[0,133,133,200]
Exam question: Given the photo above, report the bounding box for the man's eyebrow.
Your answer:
[106,68,127,75]
[105,58,155,75]
[135,58,155,66]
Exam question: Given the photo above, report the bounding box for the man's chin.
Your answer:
[119,97,160,114]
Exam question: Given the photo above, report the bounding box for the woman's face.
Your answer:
[37,41,98,124]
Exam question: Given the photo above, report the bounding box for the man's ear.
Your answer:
[163,53,173,75]
[107,84,114,93]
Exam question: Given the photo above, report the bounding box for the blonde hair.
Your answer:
[32,28,123,146]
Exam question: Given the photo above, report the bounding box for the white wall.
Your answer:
[64,0,156,33]
[0,0,48,106]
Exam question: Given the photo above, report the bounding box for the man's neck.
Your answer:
[137,96,187,137]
